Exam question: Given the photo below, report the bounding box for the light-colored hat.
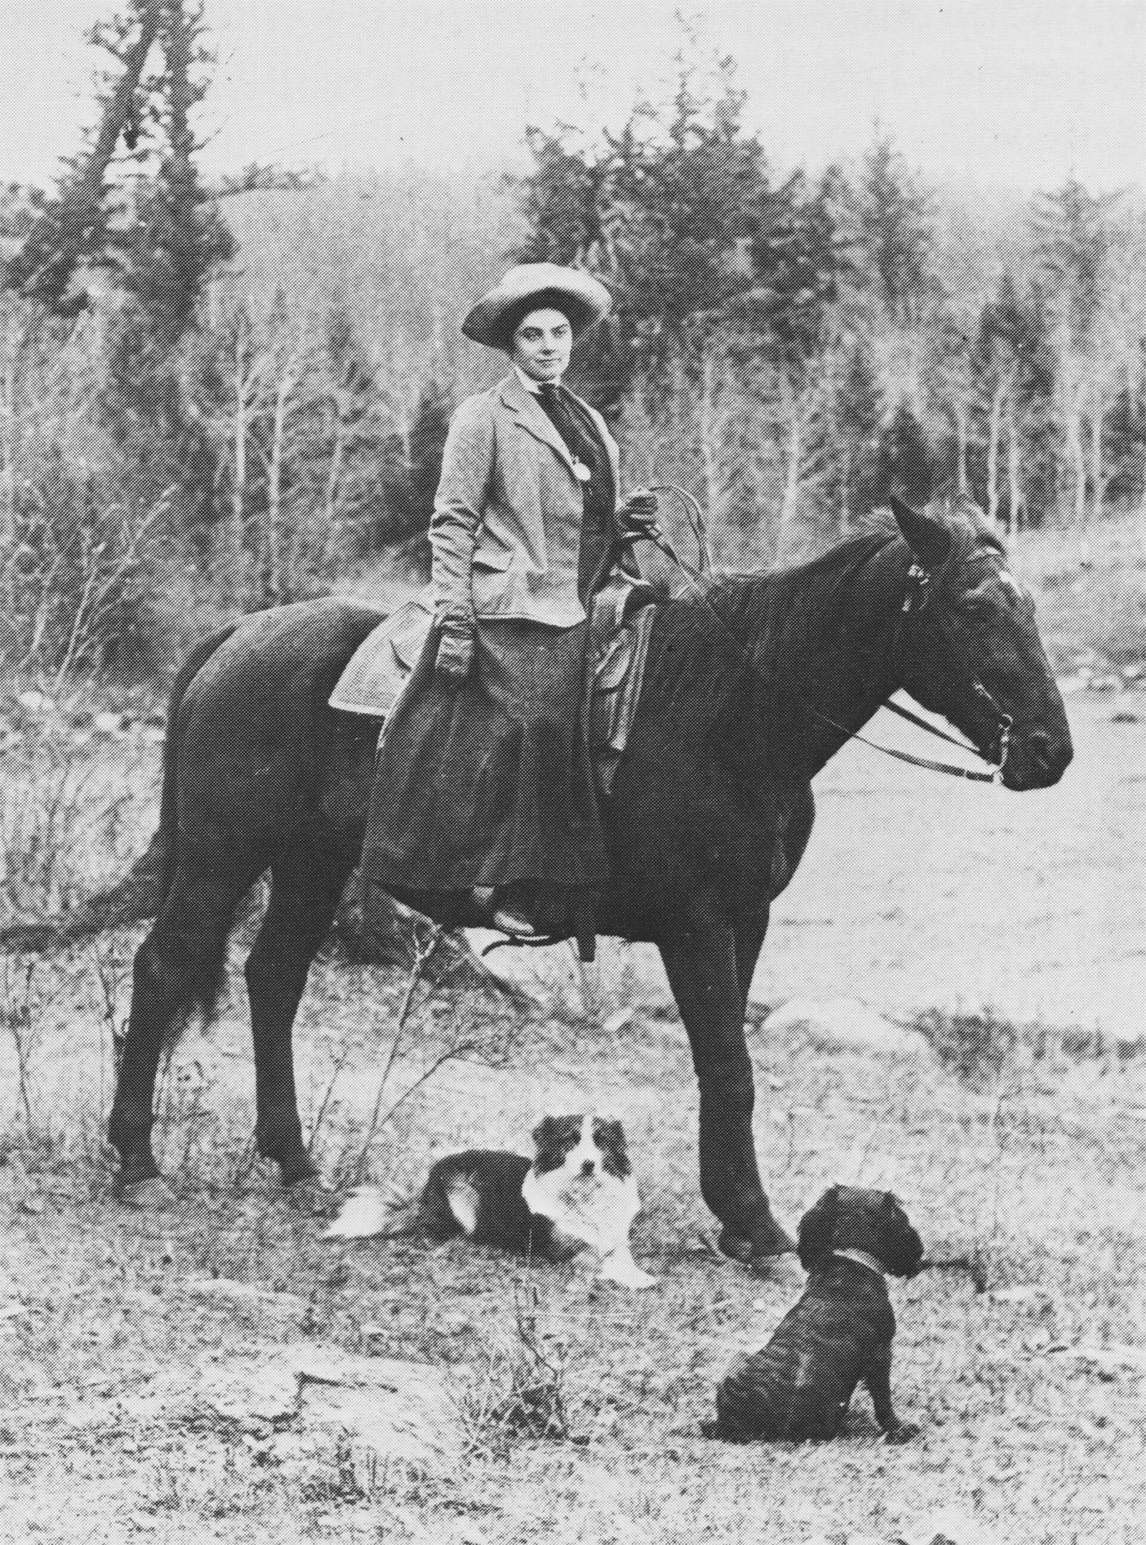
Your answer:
[461,263,612,349]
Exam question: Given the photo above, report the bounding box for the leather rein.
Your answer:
[634,504,1013,787]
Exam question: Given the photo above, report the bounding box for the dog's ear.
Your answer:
[881,1191,925,1278]
[797,1186,839,1272]
[592,1117,631,1177]
[531,1115,561,1150]
[594,1117,626,1153]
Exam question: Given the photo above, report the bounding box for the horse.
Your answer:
[107,497,1071,1267]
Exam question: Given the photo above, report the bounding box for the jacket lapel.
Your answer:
[499,374,578,475]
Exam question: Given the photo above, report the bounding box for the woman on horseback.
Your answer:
[362,263,657,950]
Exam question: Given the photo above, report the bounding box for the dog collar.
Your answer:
[832,1248,887,1279]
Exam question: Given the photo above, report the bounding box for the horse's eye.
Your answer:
[959,594,991,620]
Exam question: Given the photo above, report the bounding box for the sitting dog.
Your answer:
[326,1114,654,1288]
[712,1186,923,1442]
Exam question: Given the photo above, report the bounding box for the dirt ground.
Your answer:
[1,691,1144,1545]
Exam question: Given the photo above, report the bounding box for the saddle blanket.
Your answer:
[329,583,658,795]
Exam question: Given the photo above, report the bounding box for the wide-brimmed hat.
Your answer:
[461,263,612,350]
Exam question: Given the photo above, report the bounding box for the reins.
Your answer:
[629,523,1012,786]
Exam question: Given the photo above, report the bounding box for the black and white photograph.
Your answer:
[0,2,1142,1540]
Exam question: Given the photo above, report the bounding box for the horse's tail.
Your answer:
[152,623,239,911]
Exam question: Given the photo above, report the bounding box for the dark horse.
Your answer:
[108,498,1071,1265]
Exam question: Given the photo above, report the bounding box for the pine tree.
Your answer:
[1031,178,1119,349]
[513,49,848,416]
[832,342,885,520]
[850,129,935,325]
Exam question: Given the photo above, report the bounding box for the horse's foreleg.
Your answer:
[734,908,769,1020]
[660,916,793,1261]
[109,860,257,1192]
[245,835,352,1186]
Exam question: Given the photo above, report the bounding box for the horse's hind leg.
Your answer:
[244,832,353,1186]
[109,852,266,1193]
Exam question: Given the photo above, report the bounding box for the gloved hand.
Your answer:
[616,488,660,541]
[434,612,476,685]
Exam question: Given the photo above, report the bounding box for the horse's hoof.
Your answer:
[746,1251,803,1283]
[271,1149,320,1189]
[119,1175,176,1209]
[718,1216,796,1266]
[717,1228,756,1264]
[283,1174,335,1213]
[752,1215,796,1257]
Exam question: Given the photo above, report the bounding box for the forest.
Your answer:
[2,0,1146,679]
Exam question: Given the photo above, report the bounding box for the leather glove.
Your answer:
[434,613,475,685]
[616,488,660,541]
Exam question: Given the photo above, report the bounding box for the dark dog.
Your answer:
[327,1114,653,1287]
[713,1186,924,1442]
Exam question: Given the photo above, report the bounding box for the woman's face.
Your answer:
[510,307,573,383]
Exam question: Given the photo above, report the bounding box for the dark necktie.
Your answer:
[536,382,591,477]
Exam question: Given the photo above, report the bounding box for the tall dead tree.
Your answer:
[5,6,161,313]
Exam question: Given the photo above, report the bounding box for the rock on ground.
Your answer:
[760,996,927,1058]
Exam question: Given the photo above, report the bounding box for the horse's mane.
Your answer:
[705,519,902,638]
[641,499,1006,744]
[643,519,905,725]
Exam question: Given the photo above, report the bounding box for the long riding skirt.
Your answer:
[361,619,608,892]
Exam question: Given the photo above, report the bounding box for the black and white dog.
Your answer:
[712,1186,924,1442]
[327,1114,654,1289]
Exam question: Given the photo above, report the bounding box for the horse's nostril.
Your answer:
[1027,730,1054,769]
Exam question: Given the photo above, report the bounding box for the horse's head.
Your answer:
[890,496,1072,791]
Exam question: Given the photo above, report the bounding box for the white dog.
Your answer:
[327,1113,654,1289]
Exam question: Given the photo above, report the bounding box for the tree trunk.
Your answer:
[265,373,293,602]
[163,0,195,175]
[1088,390,1104,525]
[0,311,16,553]
[986,369,1013,528]
[1005,394,1022,534]
[8,7,159,304]
[955,400,969,497]
[698,348,720,530]
[779,382,802,539]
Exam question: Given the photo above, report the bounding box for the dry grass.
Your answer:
[1011,507,1146,678]
[1,943,1144,1545]
[1,510,1145,1542]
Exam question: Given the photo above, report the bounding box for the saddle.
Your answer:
[328,578,659,798]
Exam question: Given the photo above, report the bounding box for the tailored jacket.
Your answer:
[430,372,622,629]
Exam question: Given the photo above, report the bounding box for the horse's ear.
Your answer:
[890,495,952,571]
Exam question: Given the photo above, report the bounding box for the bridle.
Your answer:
[806,561,1013,785]
[632,521,1014,787]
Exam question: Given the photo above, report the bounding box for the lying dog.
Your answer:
[327,1114,654,1289]
[713,1185,923,1442]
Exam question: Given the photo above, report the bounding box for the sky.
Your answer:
[1,0,1144,194]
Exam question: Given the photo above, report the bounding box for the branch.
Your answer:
[204,164,323,202]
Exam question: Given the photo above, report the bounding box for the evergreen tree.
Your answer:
[1031,178,1119,348]
[3,4,161,314]
[832,341,885,519]
[875,404,933,506]
[5,2,236,530]
[514,51,848,416]
[850,129,935,325]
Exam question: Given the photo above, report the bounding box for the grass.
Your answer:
[1010,506,1146,677]
[2,507,1146,1541]
[1,946,1144,1545]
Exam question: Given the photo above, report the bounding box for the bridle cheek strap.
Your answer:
[637,533,1012,785]
[810,564,1012,784]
